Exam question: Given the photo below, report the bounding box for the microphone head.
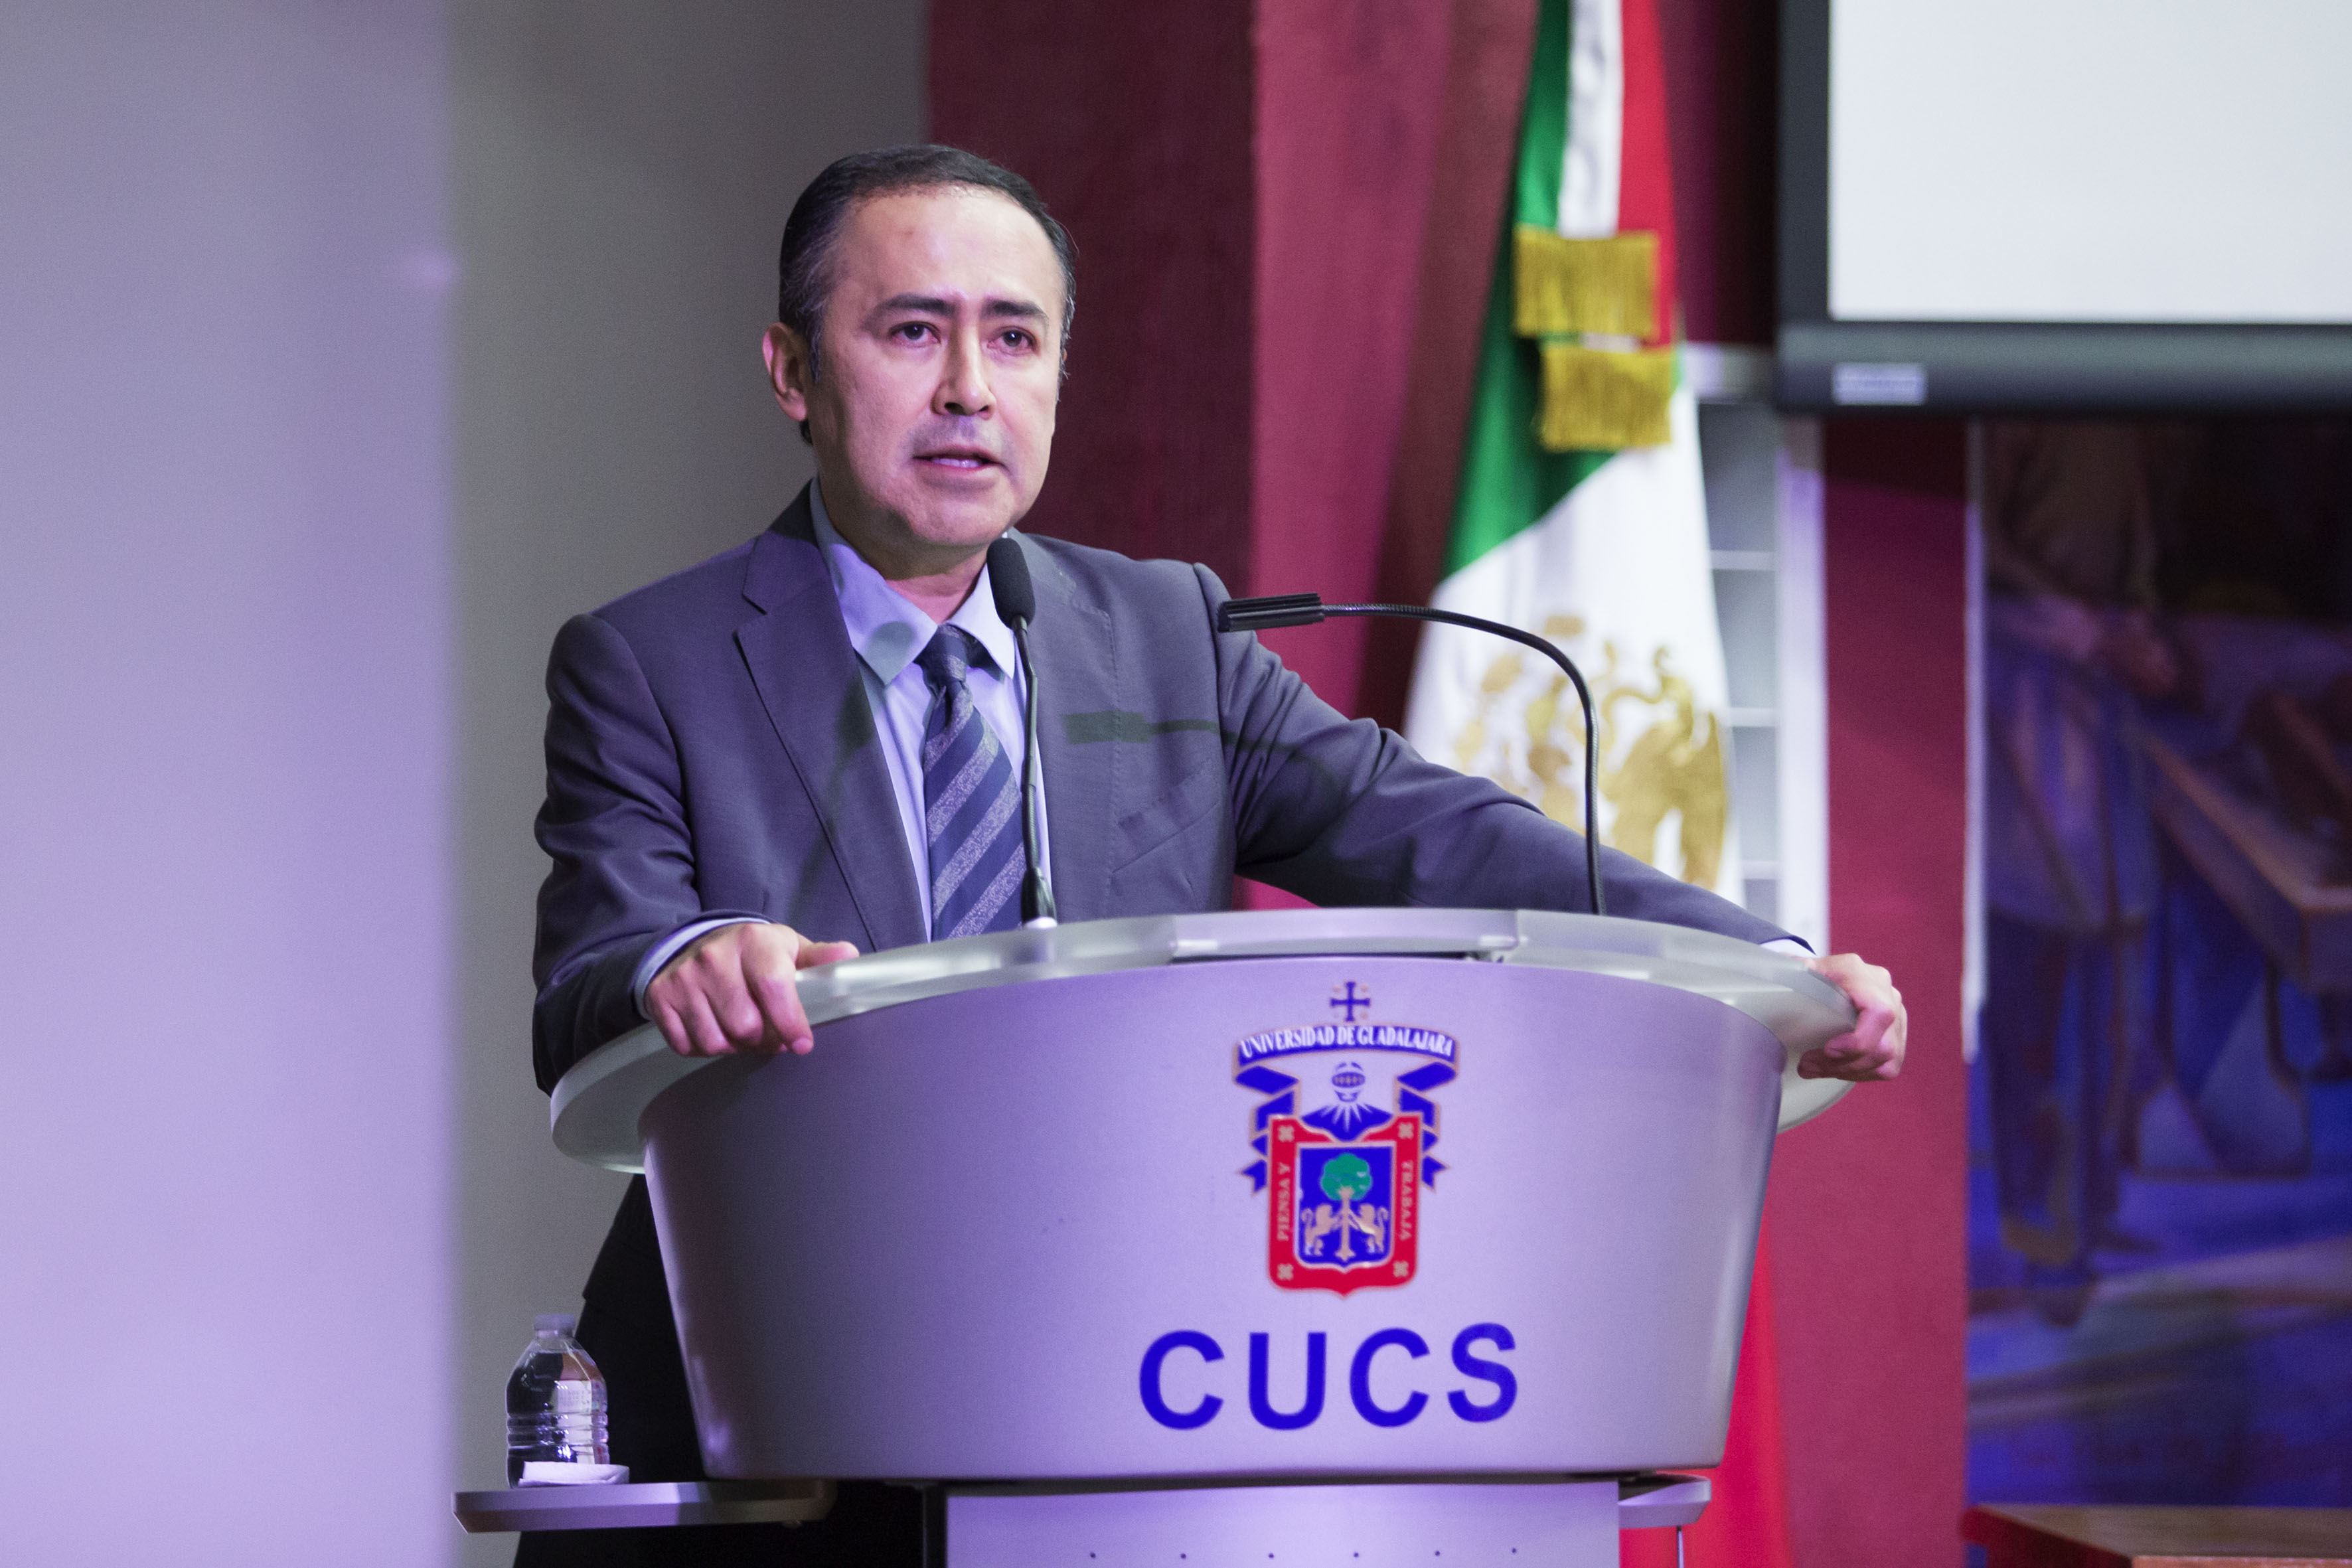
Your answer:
[986,533,1036,627]
[1216,592,1326,632]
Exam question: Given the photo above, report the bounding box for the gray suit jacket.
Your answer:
[532,487,1786,1091]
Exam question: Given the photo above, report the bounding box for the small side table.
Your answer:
[1964,1504,2352,1567]
[454,1478,834,1533]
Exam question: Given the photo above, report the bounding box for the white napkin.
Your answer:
[518,1461,630,1486]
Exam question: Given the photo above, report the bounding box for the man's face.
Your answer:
[766,186,1063,579]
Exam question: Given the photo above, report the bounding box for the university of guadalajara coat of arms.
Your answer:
[1233,984,1458,1297]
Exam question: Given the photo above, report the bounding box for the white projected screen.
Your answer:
[1830,0,2352,324]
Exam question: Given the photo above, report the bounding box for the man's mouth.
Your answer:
[917,447,998,471]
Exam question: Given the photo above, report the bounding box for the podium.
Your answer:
[537,908,1852,1563]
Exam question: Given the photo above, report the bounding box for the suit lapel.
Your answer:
[735,493,928,953]
[1017,531,1118,924]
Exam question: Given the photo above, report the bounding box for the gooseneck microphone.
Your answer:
[986,534,1059,927]
[1215,593,1607,917]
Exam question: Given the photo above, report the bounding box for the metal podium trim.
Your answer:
[550,908,1855,1172]
[935,1470,1710,1526]
[448,1472,1701,1541]
[1617,1472,1711,1529]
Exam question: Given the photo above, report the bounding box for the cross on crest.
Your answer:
[1329,982,1372,1022]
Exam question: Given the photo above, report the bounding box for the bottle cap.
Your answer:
[535,1313,577,1336]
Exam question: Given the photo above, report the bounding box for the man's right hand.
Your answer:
[644,923,860,1059]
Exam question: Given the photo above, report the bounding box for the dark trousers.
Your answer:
[515,1180,923,1567]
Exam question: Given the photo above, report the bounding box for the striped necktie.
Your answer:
[914,626,1025,940]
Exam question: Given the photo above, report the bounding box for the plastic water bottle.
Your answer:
[505,1313,610,1484]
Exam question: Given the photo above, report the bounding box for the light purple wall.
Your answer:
[0,2,452,1561]
[0,3,926,1563]
[443,11,925,1562]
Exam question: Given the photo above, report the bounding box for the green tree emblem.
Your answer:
[1302,1152,1387,1264]
[1320,1154,1374,1204]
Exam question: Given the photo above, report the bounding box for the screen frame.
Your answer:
[1774,0,2352,414]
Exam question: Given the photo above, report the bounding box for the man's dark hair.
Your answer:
[777,144,1076,437]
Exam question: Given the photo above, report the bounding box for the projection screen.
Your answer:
[1776,0,2352,412]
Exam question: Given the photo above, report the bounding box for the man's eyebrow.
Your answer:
[869,292,1049,323]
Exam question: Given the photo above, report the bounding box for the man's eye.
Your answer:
[891,322,936,343]
[999,329,1034,351]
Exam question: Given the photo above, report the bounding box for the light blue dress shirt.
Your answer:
[630,482,1048,1013]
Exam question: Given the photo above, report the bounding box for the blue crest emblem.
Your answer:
[1233,984,1458,1295]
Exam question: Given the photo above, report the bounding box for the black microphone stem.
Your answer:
[1010,617,1057,926]
[986,533,1058,928]
[1217,597,1607,917]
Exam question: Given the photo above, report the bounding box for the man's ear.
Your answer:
[762,323,813,424]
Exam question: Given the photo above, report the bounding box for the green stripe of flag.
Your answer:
[1443,0,1608,580]
[1512,0,1569,232]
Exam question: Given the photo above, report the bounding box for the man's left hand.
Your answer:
[1799,953,1906,1081]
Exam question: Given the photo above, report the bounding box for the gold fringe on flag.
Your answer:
[1537,341,1676,451]
[1513,226,1658,340]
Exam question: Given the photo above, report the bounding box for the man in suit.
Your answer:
[524,145,1905,1566]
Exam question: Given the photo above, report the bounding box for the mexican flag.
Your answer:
[1407,5,1794,1565]
[1403,0,1738,903]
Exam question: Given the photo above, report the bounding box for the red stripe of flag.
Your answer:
[1613,6,1791,1559]
[1616,0,1680,346]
